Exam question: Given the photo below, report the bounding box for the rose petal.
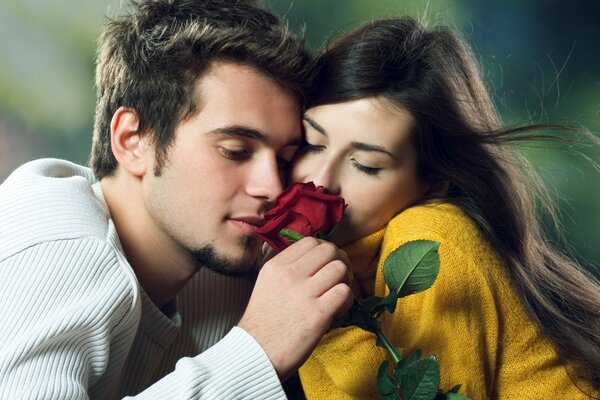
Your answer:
[257,181,346,251]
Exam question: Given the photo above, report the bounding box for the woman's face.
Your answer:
[291,97,429,246]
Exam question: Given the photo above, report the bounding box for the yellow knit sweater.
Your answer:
[299,203,597,399]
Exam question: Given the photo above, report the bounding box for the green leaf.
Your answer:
[434,386,470,400]
[383,240,440,298]
[383,290,398,313]
[380,393,401,400]
[393,349,421,381]
[377,361,398,397]
[361,295,386,316]
[394,349,422,375]
[360,294,398,318]
[396,356,440,400]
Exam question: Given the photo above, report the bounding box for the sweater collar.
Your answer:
[138,286,182,348]
[342,226,386,280]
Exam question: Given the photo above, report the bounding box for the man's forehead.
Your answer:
[193,60,301,105]
[186,60,303,146]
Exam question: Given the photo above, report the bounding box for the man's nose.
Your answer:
[246,156,284,202]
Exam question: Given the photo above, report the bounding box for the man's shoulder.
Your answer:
[0,159,112,257]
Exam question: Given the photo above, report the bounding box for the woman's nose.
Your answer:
[310,165,341,195]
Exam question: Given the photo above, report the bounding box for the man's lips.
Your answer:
[229,216,265,235]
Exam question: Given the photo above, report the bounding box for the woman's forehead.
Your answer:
[305,98,415,148]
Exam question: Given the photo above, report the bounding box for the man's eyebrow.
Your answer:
[351,142,398,160]
[209,125,302,146]
[303,116,326,135]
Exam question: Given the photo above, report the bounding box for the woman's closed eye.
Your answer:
[351,159,381,176]
[302,143,326,154]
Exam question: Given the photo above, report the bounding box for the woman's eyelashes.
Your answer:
[301,142,383,176]
[351,159,382,176]
[303,143,326,154]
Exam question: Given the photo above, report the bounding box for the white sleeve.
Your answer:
[129,327,286,400]
[0,238,139,399]
[0,238,286,399]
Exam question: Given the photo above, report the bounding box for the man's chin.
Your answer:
[190,239,260,277]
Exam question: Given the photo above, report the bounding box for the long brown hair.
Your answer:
[309,17,600,390]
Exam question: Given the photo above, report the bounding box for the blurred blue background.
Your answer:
[1,0,598,274]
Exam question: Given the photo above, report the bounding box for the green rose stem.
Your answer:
[375,326,401,364]
[279,229,305,243]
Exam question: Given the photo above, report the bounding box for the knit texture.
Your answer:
[299,203,597,399]
[0,159,285,399]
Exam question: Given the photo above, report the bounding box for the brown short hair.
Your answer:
[91,0,312,178]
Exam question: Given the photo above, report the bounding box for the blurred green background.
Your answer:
[0,0,598,275]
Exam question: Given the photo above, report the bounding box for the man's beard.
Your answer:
[190,235,260,277]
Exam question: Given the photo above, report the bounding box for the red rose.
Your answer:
[255,182,347,252]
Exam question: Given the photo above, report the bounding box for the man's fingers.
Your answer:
[291,241,340,276]
[241,237,354,381]
[268,236,321,265]
[318,283,354,318]
[309,260,349,297]
[267,238,350,278]
[288,241,349,278]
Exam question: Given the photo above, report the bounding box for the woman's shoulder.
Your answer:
[379,202,507,290]
[382,202,488,253]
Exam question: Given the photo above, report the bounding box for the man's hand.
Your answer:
[238,237,354,381]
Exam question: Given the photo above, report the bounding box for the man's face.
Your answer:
[142,61,301,275]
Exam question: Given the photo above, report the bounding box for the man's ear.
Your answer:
[110,107,150,177]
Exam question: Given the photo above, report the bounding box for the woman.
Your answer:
[292,16,600,399]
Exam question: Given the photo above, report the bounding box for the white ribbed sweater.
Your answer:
[0,159,285,399]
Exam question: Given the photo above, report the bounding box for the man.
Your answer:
[0,1,353,398]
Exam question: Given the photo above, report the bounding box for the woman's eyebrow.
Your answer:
[351,141,398,160]
[303,116,327,136]
[304,116,397,159]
